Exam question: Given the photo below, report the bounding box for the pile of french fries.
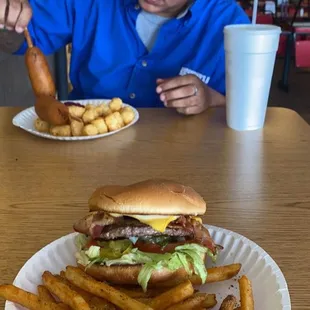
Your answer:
[0,263,254,310]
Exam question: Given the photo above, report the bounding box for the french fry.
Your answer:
[190,264,242,285]
[55,304,71,309]
[239,276,254,310]
[147,287,177,297]
[55,275,116,310]
[113,285,168,298]
[166,293,217,310]
[55,275,97,299]
[37,285,56,303]
[42,271,90,310]
[65,266,152,310]
[0,285,68,310]
[136,297,154,305]
[157,264,242,288]
[201,293,218,308]
[149,280,194,310]
[110,286,146,298]
[219,295,237,310]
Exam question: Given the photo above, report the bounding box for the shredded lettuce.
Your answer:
[173,252,192,274]
[75,234,218,291]
[75,250,90,266]
[75,234,89,250]
[85,246,101,259]
[138,262,165,291]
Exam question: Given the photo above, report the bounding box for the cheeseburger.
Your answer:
[74,179,220,291]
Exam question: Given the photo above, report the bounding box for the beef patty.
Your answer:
[98,222,192,240]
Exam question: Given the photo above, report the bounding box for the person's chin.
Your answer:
[139,0,164,13]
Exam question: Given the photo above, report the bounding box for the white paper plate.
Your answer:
[5,225,291,310]
[12,99,139,141]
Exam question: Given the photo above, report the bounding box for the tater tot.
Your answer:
[102,106,112,117]
[91,118,108,134]
[113,111,124,127]
[85,104,95,110]
[120,106,135,125]
[105,113,122,132]
[82,124,99,136]
[82,108,98,124]
[68,105,85,118]
[95,103,112,117]
[34,118,50,133]
[70,119,84,136]
[109,97,123,112]
[50,125,71,136]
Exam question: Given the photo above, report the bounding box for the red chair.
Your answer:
[245,8,253,16]
[295,27,310,68]
[288,7,296,17]
[256,14,274,25]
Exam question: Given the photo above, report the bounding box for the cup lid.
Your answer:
[224,24,281,35]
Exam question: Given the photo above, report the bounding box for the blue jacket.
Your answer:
[16,0,250,107]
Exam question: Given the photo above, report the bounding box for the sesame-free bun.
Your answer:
[77,263,192,286]
[88,179,206,215]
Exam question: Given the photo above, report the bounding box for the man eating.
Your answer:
[0,0,249,114]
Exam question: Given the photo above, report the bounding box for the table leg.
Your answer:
[278,33,294,93]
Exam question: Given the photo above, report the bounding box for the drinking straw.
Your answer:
[252,0,258,24]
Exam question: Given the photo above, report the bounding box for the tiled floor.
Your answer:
[270,59,310,124]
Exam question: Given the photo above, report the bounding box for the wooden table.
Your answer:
[0,107,310,309]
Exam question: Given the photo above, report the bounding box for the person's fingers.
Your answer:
[0,0,7,26]
[15,0,31,32]
[160,84,197,103]
[156,74,197,93]
[0,0,10,29]
[166,99,197,109]
[156,78,165,85]
[5,0,22,29]
[165,95,198,109]
[177,105,204,115]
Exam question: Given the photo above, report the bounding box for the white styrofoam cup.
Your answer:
[224,25,281,131]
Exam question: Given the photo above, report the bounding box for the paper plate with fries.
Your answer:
[3,225,290,310]
[12,98,139,141]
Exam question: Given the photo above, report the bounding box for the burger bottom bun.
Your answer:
[77,263,192,286]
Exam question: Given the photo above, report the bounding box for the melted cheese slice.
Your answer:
[191,216,202,224]
[110,213,179,233]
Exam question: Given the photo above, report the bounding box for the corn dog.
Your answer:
[24,29,56,97]
[35,95,69,126]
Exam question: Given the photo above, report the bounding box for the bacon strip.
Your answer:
[73,213,217,254]
[174,216,217,254]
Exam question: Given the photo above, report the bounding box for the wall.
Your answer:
[0,52,55,107]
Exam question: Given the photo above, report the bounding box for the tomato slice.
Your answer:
[86,239,98,249]
[134,240,188,254]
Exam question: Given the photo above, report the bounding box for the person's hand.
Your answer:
[0,0,32,33]
[156,74,211,115]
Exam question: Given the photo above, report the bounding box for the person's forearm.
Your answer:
[0,29,25,54]
[208,86,226,108]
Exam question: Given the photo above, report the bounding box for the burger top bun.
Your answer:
[88,179,206,215]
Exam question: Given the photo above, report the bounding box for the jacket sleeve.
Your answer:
[14,0,74,55]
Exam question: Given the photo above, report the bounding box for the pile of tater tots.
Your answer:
[34,98,136,137]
